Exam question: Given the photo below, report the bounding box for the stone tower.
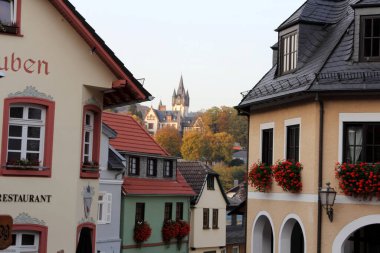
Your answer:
[172,75,189,117]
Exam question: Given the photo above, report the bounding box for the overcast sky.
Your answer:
[70,0,305,112]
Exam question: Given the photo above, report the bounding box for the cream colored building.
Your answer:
[0,1,150,252]
[237,1,380,253]
[178,161,229,253]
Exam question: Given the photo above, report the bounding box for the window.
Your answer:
[129,156,139,175]
[81,105,101,179]
[203,208,209,229]
[360,16,380,61]
[262,128,273,165]
[212,209,219,229]
[8,231,39,252]
[147,158,157,177]
[163,160,173,177]
[148,123,154,129]
[164,202,172,221]
[0,0,20,34]
[286,124,300,163]
[176,202,183,220]
[97,192,112,224]
[207,175,215,190]
[135,203,145,223]
[343,123,380,163]
[280,31,298,74]
[7,105,45,165]
[233,246,240,253]
[1,97,55,177]
[10,224,48,253]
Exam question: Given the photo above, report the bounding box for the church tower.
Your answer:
[172,75,189,117]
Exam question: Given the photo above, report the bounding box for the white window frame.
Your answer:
[338,113,380,163]
[164,160,172,177]
[83,111,94,163]
[6,231,39,253]
[284,118,301,161]
[97,192,112,224]
[0,0,17,25]
[7,104,46,165]
[232,246,240,253]
[280,31,298,74]
[260,122,275,163]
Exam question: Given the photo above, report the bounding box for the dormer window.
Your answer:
[280,31,298,74]
[0,0,19,34]
[360,16,380,61]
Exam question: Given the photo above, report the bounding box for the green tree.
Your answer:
[154,126,182,156]
[211,132,234,163]
[212,163,246,190]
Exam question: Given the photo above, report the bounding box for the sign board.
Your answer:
[0,215,13,250]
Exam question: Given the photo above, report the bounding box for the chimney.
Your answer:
[271,42,278,67]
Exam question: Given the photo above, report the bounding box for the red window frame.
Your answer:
[0,0,23,36]
[80,104,101,179]
[76,222,96,253]
[1,97,55,177]
[12,224,48,253]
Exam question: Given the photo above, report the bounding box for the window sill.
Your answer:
[212,227,219,229]
[80,170,100,179]
[1,167,50,177]
[0,25,22,36]
[203,227,210,230]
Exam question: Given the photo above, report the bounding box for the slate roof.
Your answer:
[154,110,179,122]
[177,160,229,205]
[122,169,195,196]
[237,0,380,111]
[227,225,245,245]
[103,112,169,156]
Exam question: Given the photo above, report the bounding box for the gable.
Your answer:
[196,176,228,208]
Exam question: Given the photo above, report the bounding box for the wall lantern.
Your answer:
[82,185,94,219]
[319,182,337,222]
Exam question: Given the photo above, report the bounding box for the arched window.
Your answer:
[279,216,305,253]
[252,213,274,253]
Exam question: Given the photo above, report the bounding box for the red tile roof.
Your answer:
[122,170,195,196]
[103,112,169,156]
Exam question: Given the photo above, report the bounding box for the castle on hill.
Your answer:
[144,76,199,135]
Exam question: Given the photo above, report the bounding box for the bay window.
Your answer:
[1,97,55,177]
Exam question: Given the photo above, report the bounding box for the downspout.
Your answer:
[316,93,324,253]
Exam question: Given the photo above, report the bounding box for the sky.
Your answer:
[70,0,305,112]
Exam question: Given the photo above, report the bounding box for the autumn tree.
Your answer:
[154,126,182,157]
[200,106,248,148]
[181,131,212,161]
[210,132,234,163]
[212,163,246,190]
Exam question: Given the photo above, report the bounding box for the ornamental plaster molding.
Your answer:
[8,86,53,100]
[14,212,46,226]
[85,97,102,108]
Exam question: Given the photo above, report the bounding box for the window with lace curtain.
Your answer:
[343,123,380,163]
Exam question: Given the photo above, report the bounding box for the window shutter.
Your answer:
[105,193,112,223]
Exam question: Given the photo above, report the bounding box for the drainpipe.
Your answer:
[316,93,324,253]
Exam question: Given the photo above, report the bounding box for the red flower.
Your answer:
[176,220,190,239]
[272,160,303,193]
[134,221,152,243]
[335,162,380,200]
[162,220,180,242]
[248,161,273,192]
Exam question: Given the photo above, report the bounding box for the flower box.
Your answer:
[273,160,303,193]
[134,221,152,244]
[81,162,99,172]
[162,220,179,243]
[5,160,46,171]
[335,162,380,200]
[248,161,273,192]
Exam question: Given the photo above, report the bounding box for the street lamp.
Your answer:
[319,182,337,222]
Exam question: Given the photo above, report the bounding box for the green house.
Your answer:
[103,112,195,253]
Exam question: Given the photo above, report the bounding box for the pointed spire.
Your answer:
[177,75,185,95]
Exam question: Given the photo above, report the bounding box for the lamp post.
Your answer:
[319,182,337,222]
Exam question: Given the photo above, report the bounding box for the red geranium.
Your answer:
[176,220,190,239]
[272,160,303,193]
[162,220,180,242]
[134,221,152,243]
[335,162,380,199]
[248,161,273,192]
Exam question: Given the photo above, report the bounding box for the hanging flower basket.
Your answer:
[273,160,303,193]
[162,220,179,243]
[248,161,273,192]
[335,162,380,200]
[134,221,152,244]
